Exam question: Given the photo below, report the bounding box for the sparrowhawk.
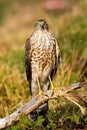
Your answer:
[25,19,61,121]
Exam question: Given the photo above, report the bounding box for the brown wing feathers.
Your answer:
[25,38,31,83]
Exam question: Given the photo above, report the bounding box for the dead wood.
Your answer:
[0,83,87,129]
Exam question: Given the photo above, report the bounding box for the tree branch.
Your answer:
[0,83,87,129]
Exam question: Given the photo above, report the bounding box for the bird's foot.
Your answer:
[49,76,56,91]
[36,90,49,104]
[50,85,56,91]
[36,77,43,97]
[37,93,44,104]
[36,89,43,98]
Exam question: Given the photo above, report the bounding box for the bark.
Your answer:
[0,83,87,129]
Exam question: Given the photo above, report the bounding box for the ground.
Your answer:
[0,0,87,129]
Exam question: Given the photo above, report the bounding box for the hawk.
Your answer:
[25,19,61,121]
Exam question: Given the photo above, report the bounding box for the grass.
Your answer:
[0,0,87,129]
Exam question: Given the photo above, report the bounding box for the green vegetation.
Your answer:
[0,0,87,129]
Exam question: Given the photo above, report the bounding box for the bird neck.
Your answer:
[35,28,48,34]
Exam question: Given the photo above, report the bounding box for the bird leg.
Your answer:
[36,77,43,97]
[36,78,49,103]
[49,76,56,91]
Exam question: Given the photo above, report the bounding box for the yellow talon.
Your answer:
[36,78,46,103]
[37,78,43,96]
[49,76,56,91]
[36,78,42,97]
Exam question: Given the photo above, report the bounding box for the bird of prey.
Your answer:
[25,19,61,121]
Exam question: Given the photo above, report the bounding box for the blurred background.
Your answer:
[0,0,87,129]
[0,0,87,56]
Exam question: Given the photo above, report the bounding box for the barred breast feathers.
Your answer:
[26,28,61,81]
[30,30,55,50]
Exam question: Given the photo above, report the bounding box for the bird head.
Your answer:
[35,19,49,30]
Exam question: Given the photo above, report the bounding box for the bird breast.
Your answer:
[30,30,56,81]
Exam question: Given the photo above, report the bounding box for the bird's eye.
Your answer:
[44,23,49,30]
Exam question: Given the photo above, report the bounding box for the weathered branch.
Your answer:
[0,83,87,129]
